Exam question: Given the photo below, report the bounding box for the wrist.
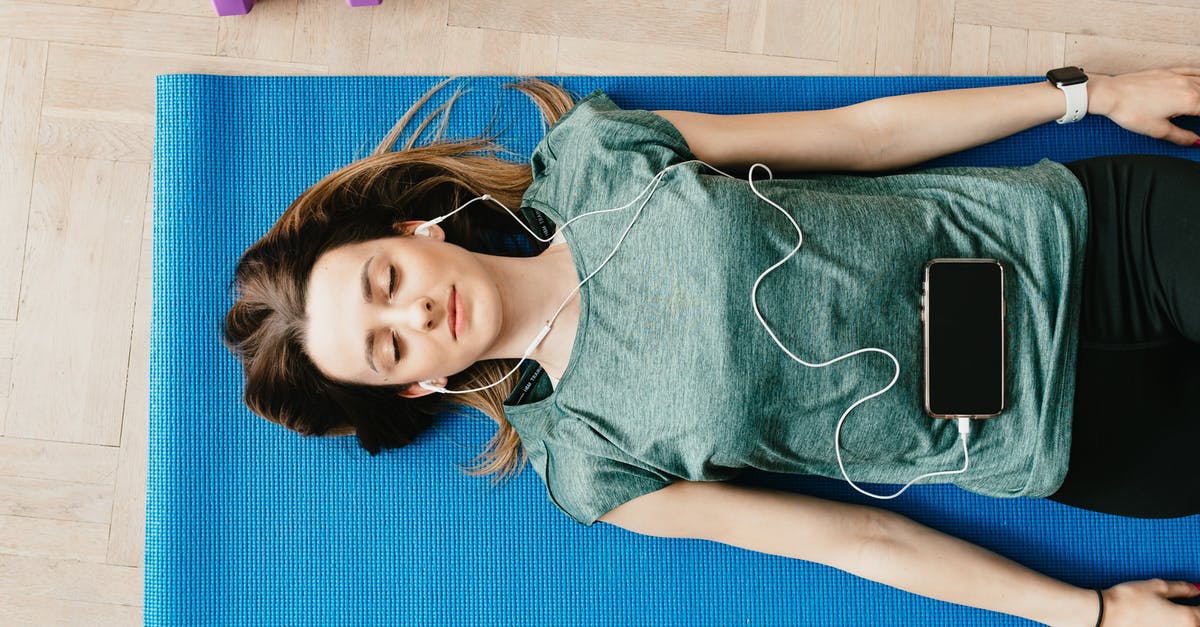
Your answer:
[1086,74,1113,117]
[1044,586,1104,627]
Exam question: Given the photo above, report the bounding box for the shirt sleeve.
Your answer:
[523,88,699,222]
[528,420,675,526]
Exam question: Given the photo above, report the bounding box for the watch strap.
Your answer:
[1055,81,1087,124]
[1048,68,1089,124]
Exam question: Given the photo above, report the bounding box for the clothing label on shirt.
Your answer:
[508,362,547,406]
[522,206,556,241]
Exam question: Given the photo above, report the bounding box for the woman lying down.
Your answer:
[224,68,1200,626]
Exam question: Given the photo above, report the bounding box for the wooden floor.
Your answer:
[0,0,1197,624]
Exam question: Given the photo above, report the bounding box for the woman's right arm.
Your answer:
[599,481,1200,627]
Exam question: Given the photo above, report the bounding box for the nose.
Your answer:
[376,296,441,334]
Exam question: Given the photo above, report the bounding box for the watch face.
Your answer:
[1047,66,1087,86]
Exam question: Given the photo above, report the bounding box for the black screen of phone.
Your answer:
[926,262,1004,416]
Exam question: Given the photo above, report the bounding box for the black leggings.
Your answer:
[1045,154,1200,519]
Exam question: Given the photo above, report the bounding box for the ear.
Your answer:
[397,377,448,399]
[394,219,445,241]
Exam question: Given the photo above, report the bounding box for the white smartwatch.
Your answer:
[1046,66,1088,124]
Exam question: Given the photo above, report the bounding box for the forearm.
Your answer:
[856,75,1112,172]
[854,511,1099,627]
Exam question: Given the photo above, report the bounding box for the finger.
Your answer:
[1164,580,1200,598]
[1161,121,1200,146]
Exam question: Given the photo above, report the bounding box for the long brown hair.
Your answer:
[221,77,577,485]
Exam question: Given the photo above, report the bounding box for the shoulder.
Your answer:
[534,88,695,165]
[524,89,698,218]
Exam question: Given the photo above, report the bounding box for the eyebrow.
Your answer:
[361,255,377,373]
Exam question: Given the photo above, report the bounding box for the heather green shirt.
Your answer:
[503,89,1089,526]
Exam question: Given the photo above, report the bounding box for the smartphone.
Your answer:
[921,259,1007,419]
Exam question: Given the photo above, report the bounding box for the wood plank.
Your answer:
[0,38,10,121]
[0,318,12,357]
[0,436,118,484]
[46,42,326,87]
[142,173,153,240]
[726,0,767,54]
[0,594,140,626]
[292,0,374,72]
[955,0,1200,48]
[683,0,728,12]
[7,157,147,445]
[874,0,919,74]
[0,39,45,321]
[0,553,140,605]
[1124,0,1200,6]
[449,0,727,50]
[107,237,150,567]
[1068,33,1200,75]
[0,514,108,562]
[0,475,112,524]
[558,35,838,75]
[38,116,152,162]
[366,0,449,73]
[913,0,955,74]
[216,0,298,61]
[30,0,212,17]
[42,78,152,125]
[763,0,842,60]
[949,22,990,75]
[0,313,7,370]
[837,0,881,75]
[1024,30,1065,75]
[441,26,558,75]
[42,43,326,128]
[988,26,1029,75]
[0,0,216,55]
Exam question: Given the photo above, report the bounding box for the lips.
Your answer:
[449,286,457,340]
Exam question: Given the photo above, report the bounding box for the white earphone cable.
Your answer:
[415,158,973,498]
[416,165,682,394]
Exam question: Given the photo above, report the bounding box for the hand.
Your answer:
[1087,67,1200,147]
[1101,579,1200,626]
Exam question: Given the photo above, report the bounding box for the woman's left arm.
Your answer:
[861,66,1200,172]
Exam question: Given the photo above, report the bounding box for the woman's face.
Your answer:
[303,224,501,393]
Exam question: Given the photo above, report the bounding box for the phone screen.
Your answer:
[924,261,1005,417]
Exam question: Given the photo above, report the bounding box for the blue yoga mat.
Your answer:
[149,74,1200,626]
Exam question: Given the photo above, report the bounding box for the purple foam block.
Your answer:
[347,0,382,5]
[212,0,254,15]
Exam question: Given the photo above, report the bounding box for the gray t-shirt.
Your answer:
[503,89,1089,526]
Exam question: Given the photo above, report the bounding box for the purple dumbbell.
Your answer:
[212,0,253,15]
[213,0,380,16]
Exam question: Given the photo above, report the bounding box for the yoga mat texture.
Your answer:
[150,75,1200,626]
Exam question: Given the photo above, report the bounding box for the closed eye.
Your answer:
[392,332,400,362]
[389,266,396,297]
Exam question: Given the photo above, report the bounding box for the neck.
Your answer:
[473,245,579,373]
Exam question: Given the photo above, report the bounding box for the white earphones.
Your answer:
[410,159,972,500]
[410,165,688,395]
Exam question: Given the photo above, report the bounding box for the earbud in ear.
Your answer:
[414,224,432,237]
[418,380,446,393]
